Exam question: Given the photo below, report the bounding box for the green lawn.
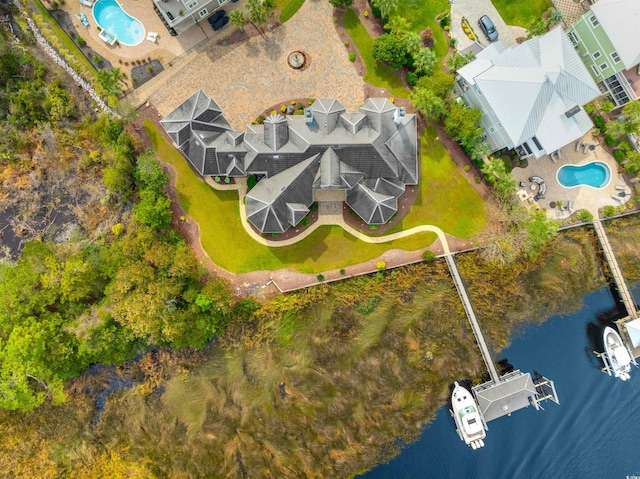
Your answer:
[384,126,485,238]
[491,0,552,27]
[343,8,409,99]
[394,0,450,59]
[146,120,437,274]
[276,0,305,23]
[32,0,98,79]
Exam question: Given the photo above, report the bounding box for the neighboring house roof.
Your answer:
[161,91,418,233]
[458,28,600,155]
[473,372,538,422]
[591,0,640,68]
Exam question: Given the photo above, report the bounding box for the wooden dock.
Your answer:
[593,220,640,358]
[593,220,638,318]
[445,254,501,384]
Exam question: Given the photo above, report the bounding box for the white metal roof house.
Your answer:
[160,91,418,234]
[455,28,601,159]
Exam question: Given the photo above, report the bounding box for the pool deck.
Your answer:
[510,131,632,220]
[63,0,247,86]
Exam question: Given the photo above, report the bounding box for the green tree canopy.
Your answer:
[372,34,407,70]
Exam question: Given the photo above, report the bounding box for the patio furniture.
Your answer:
[557,149,562,158]
[615,185,626,191]
[576,139,582,152]
[539,183,547,195]
[583,143,590,154]
[146,31,158,43]
[612,195,623,203]
[519,181,526,187]
[530,184,537,191]
[79,0,93,7]
[76,13,89,27]
[550,152,557,163]
[566,200,573,212]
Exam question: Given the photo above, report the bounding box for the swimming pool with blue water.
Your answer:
[557,161,611,189]
[93,0,145,46]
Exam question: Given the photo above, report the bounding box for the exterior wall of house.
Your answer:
[155,0,228,34]
[566,13,624,83]
[454,77,512,153]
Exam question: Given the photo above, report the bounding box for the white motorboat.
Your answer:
[603,326,632,381]
[451,381,486,449]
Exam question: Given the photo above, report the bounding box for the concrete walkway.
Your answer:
[450,0,525,52]
[206,177,452,254]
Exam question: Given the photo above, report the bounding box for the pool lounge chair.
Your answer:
[146,31,158,43]
[76,13,89,27]
[79,0,93,7]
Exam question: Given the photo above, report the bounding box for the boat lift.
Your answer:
[594,346,638,378]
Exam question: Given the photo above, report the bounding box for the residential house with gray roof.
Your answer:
[455,27,601,159]
[160,91,418,234]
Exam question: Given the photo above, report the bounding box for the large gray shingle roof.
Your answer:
[161,92,418,233]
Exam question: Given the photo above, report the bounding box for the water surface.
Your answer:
[362,286,640,478]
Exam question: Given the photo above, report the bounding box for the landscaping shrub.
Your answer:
[349,53,356,62]
[593,115,606,130]
[603,205,616,217]
[613,149,626,163]
[406,72,418,86]
[280,105,287,113]
[577,210,594,222]
[376,261,386,270]
[77,36,86,47]
[604,134,616,147]
[300,217,310,227]
[317,274,324,281]
[247,175,258,190]
[422,250,436,262]
[463,164,471,172]
[340,268,345,275]
[371,4,381,18]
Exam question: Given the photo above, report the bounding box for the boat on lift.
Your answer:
[451,381,486,449]
[603,326,633,381]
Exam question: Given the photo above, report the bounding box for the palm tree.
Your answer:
[372,0,398,18]
[410,87,444,124]
[230,10,246,31]
[481,156,506,184]
[413,48,436,76]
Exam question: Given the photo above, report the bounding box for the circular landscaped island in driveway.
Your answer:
[287,51,308,70]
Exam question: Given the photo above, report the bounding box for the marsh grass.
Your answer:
[602,215,640,282]
[5,227,622,478]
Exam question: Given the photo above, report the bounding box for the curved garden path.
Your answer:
[207,177,451,254]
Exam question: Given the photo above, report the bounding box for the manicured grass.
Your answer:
[145,120,436,274]
[343,8,409,99]
[394,0,450,59]
[277,0,305,23]
[383,126,485,238]
[32,0,98,79]
[491,0,552,27]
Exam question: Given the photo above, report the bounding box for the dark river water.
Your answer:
[361,284,640,479]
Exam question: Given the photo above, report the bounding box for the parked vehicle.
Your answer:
[478,15,498,41]
[210,14,229,31]
[207,9,225,25]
